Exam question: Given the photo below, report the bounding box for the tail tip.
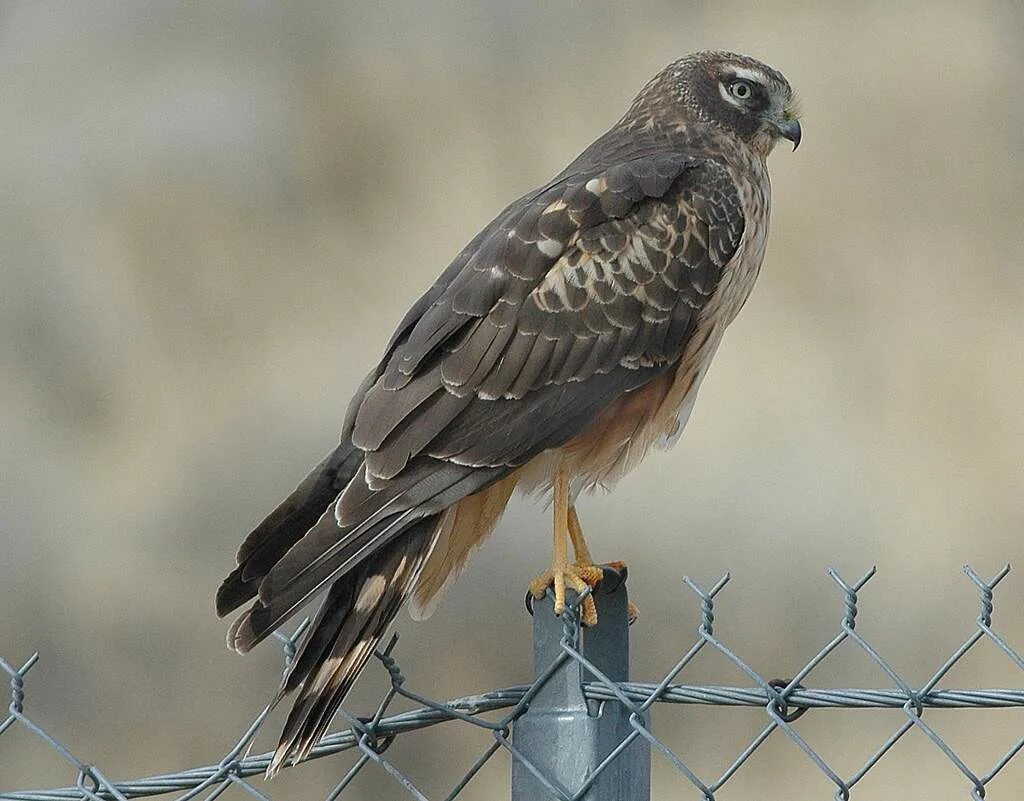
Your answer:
[225,611,255,654]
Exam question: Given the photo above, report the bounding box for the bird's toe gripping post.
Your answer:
[525,563,637,627]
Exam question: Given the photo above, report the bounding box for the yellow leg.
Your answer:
[568,506,594,565]
[529,470,602,626]
[550,468,571,614]
[569,505,639,624]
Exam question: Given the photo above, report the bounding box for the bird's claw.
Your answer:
[528,560,630,627]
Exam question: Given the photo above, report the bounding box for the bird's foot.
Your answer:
[529,560,630,627]
[529,561,603,626]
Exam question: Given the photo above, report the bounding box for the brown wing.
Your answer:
[237,151,745,643]
[351,153,743,481]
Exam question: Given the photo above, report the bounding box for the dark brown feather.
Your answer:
[361,388,470,480]
[231,458,505,653]
[215,442,361,618]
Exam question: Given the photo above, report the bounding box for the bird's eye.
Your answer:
[728,80,753,101]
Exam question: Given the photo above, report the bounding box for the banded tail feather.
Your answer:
[264,517,438,777]
[213,441,442,777]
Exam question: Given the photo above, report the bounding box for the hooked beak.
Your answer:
[775,117,802,150]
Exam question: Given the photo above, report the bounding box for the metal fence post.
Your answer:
[511,574,650,801]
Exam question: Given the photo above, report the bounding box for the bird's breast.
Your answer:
[708,152,772,330]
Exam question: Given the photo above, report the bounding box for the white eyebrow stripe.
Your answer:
[727,66,769,85]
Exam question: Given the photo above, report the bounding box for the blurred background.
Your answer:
[2,1,1023,798]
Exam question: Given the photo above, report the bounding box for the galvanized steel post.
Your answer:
[512,574,650,801]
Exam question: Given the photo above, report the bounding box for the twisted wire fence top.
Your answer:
[2,564,1023,801]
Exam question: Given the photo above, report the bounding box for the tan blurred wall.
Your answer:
[2,1,1022,798]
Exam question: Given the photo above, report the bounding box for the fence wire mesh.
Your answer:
[2,564,1022,800]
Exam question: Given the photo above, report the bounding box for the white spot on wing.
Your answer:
[585,178,602,194]
[565,264,586,288]
[537,238,562,258]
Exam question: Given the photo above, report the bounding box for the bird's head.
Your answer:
[633,51,801,158]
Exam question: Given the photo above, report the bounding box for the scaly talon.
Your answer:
[572,561,605,586]
[529,562,603,626]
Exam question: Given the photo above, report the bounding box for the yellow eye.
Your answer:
[729,80,753,101]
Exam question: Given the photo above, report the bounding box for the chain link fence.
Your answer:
[2,564,1022,800]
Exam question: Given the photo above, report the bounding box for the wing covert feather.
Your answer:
[349,154,744,483]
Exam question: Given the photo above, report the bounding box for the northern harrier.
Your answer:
[217,50,800,774]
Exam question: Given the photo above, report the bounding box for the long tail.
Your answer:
[264,516,438,777]
[216,442,363,618]
[217,444,490,776]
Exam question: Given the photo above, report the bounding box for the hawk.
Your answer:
[216,50,800,775]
